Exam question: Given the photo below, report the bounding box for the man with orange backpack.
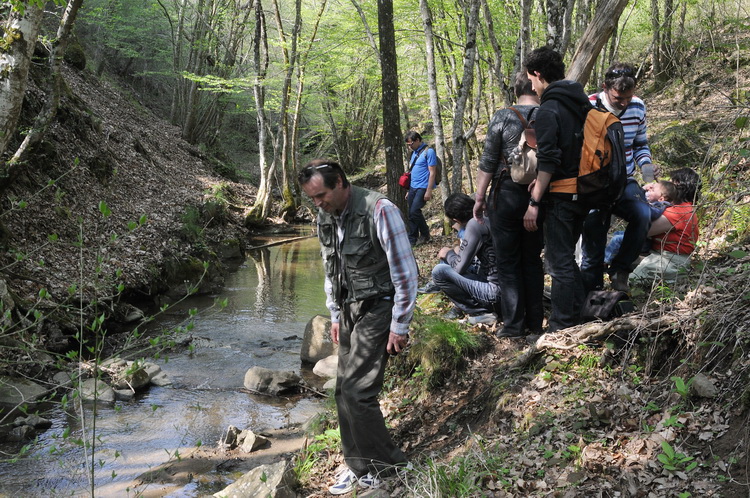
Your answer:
[523,47,626,334]
[580,63,656,294]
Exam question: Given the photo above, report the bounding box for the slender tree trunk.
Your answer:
[419,0,449,202]
[291,0,328,186]
[378,0,404,210]
[247,0,273,224]
[560,0,576,55]
[450,0,479,194]
[660,0,675,76]
[9,0,84,171]
[271,0,302,221]
[651,0,663,82]
[0,4,44,172]
[546,0,565,52]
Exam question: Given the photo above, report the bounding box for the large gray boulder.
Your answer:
[300,314,337,364]
[213,460,296,498]
[243,366,301,395]
[0,376,48,412]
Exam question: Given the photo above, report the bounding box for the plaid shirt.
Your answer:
[324,198,417,335]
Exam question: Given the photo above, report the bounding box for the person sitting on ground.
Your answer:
[605,180,678,265]
[431,193,500,325]
[630,168,701,286]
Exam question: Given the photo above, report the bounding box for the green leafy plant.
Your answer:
[657,441,698,472]
[670,375,695,399]
[293,429,342,483]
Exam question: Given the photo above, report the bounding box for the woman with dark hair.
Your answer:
[630,167,701,286]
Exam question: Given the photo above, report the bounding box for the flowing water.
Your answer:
[0,235,328,497]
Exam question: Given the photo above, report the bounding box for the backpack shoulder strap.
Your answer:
[509,106,528,128]
[526,106,537,123]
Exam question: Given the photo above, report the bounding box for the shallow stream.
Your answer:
[0,235,328,497]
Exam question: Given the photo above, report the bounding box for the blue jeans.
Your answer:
[431,263,498,315]
[407,187,430,244]
[488,176,545,335]
[580,179,652,293]
[544,197,589,332]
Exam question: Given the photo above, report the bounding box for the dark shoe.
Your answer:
[495,328,525,339]
[610,271,630,293]
[468,312,497,325]
[443,307,464,320]
[526,334,543,345]
[417,280,441,294]
[415,235,431,246]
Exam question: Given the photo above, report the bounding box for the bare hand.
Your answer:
[387,332,409,355]
[330,322,340,344]
[438,247,451,260]
[473,198,486,222]
[523,205,539,232]
[424,189,432,202]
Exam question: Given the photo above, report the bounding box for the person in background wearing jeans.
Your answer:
[474,71,543,339]
[298,160,415,495]
[431,193,500,325]
[405,131,438,246]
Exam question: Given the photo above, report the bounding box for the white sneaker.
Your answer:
[329,468,357,495]
[358,472,382,490]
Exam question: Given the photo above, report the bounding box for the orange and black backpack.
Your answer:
[549,103,627,208]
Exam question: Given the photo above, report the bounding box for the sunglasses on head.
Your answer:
[606,68,635,79]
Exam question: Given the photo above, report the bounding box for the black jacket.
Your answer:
[534,80,590,183]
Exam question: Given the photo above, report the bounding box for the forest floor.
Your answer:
[2,36,750,498]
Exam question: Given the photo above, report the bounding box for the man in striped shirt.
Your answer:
[298,160,416,494]
[580,63,656,294]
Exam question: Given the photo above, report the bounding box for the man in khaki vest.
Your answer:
[298,159,416,494]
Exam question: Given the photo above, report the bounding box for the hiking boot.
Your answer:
[329,468,357,495]
[417,280,441,294]
[415,235,431,246]
[468,312,497,325]
[443,307,464,320]
[358,472,382,490]
[610,271,630,293]
[495,328,525,339]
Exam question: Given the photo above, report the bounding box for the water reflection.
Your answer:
[0,235,328,497]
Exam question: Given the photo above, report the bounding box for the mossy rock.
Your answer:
[63,42,86,71]
[650,120,713,169]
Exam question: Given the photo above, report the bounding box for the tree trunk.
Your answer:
[419,0,450,203]
[378,0,404,210]
[291,0,328,191]
[566,0,631,85]
[545,0,565,52]
[247,0,273,224]
[8,0,84,172]
[520,0,533,65]
[0,4,44,171]
[271,0,302,222]
[651,0,663,83]
[450,0,479,194]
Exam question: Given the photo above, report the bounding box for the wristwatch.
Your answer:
[528,198,541,207]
